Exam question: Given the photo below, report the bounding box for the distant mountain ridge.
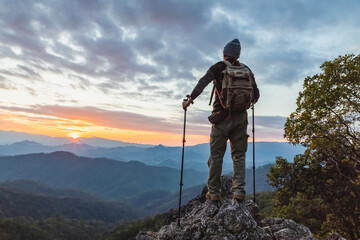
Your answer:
[0,151,207,200]
[0,140,305,172]
[0,129,153,147]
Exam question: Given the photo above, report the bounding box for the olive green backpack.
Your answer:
[216,60,254,112]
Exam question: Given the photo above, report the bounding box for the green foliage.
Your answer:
[268,157,325,233]
[257,191,275,218]
[100,213,167,240]
[0,186,139,223]
[0,179,104,201]
[0,217,107,240]
[285,54,360,170]
[246,191,275,218]
[269,54,360,239]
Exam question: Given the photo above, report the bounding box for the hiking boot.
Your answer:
[233,194,245,203]
[206,192,221,201]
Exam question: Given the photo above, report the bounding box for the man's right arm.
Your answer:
[183,62,225,110]
[183,69,214,110]
[190,61,226,99]
[190,69,215,101]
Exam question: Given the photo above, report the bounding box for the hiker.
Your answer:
[182,39,260,202]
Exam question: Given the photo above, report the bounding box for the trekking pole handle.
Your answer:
[183,94,190,101]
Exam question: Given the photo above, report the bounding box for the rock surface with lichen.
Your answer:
[136,175,319,240]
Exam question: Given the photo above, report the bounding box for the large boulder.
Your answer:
[137,175,314,240]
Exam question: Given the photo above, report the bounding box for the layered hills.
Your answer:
[0,150,276,217]
[0,151,207,200]
[0,140,305,172]
[0,144,311,240]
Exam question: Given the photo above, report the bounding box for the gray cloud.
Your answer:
[137,79,159,92]
[248,116,287,141]
[252,116,286,130]
[0,0,243,96]
[0,64,43,82]
[25,87,37,97]
[253,48,323,85]
[111,0,211,31]
[222,0,359,32]
[0,76,17,90]
[1,0,359,93]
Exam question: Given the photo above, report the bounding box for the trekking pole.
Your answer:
[178,94,190,227]
[252,103,256,204]
[209,82,215,106]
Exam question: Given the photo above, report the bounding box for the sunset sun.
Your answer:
[69,133,80,140]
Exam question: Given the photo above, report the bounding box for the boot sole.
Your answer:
[206,192,221,201]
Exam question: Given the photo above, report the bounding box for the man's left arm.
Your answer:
[251,72,260,103]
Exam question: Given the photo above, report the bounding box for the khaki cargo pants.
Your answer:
[207,111,248,198]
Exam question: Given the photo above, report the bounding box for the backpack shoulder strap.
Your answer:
[223,60,232,67]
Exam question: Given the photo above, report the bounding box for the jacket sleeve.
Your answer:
[252,74,260,102]
[190,62,225,100]
[190,69,214,100]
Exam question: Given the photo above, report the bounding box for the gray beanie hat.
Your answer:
[223,38,241,59]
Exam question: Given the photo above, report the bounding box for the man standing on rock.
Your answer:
[183,39,260,202]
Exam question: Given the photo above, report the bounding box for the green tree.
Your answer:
[100,213,167,240]
[268,54,360,239]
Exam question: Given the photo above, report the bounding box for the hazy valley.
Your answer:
[0,131,305,172]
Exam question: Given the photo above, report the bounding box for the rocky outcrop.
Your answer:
[325,233,347,240]
[261,218,316,240]
[137,175,316,240]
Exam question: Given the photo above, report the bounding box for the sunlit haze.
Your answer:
[1,1,359,146]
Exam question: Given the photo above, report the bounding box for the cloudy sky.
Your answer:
[0,0,359,146]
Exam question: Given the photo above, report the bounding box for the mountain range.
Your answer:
[0,130,295,219]
[0,151,208,200]
[0,162,274,218]
[0,129,152,148]
[0,139,305,172]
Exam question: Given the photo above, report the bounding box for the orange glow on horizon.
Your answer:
[0,109,286,146]
[0,109,209,146]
